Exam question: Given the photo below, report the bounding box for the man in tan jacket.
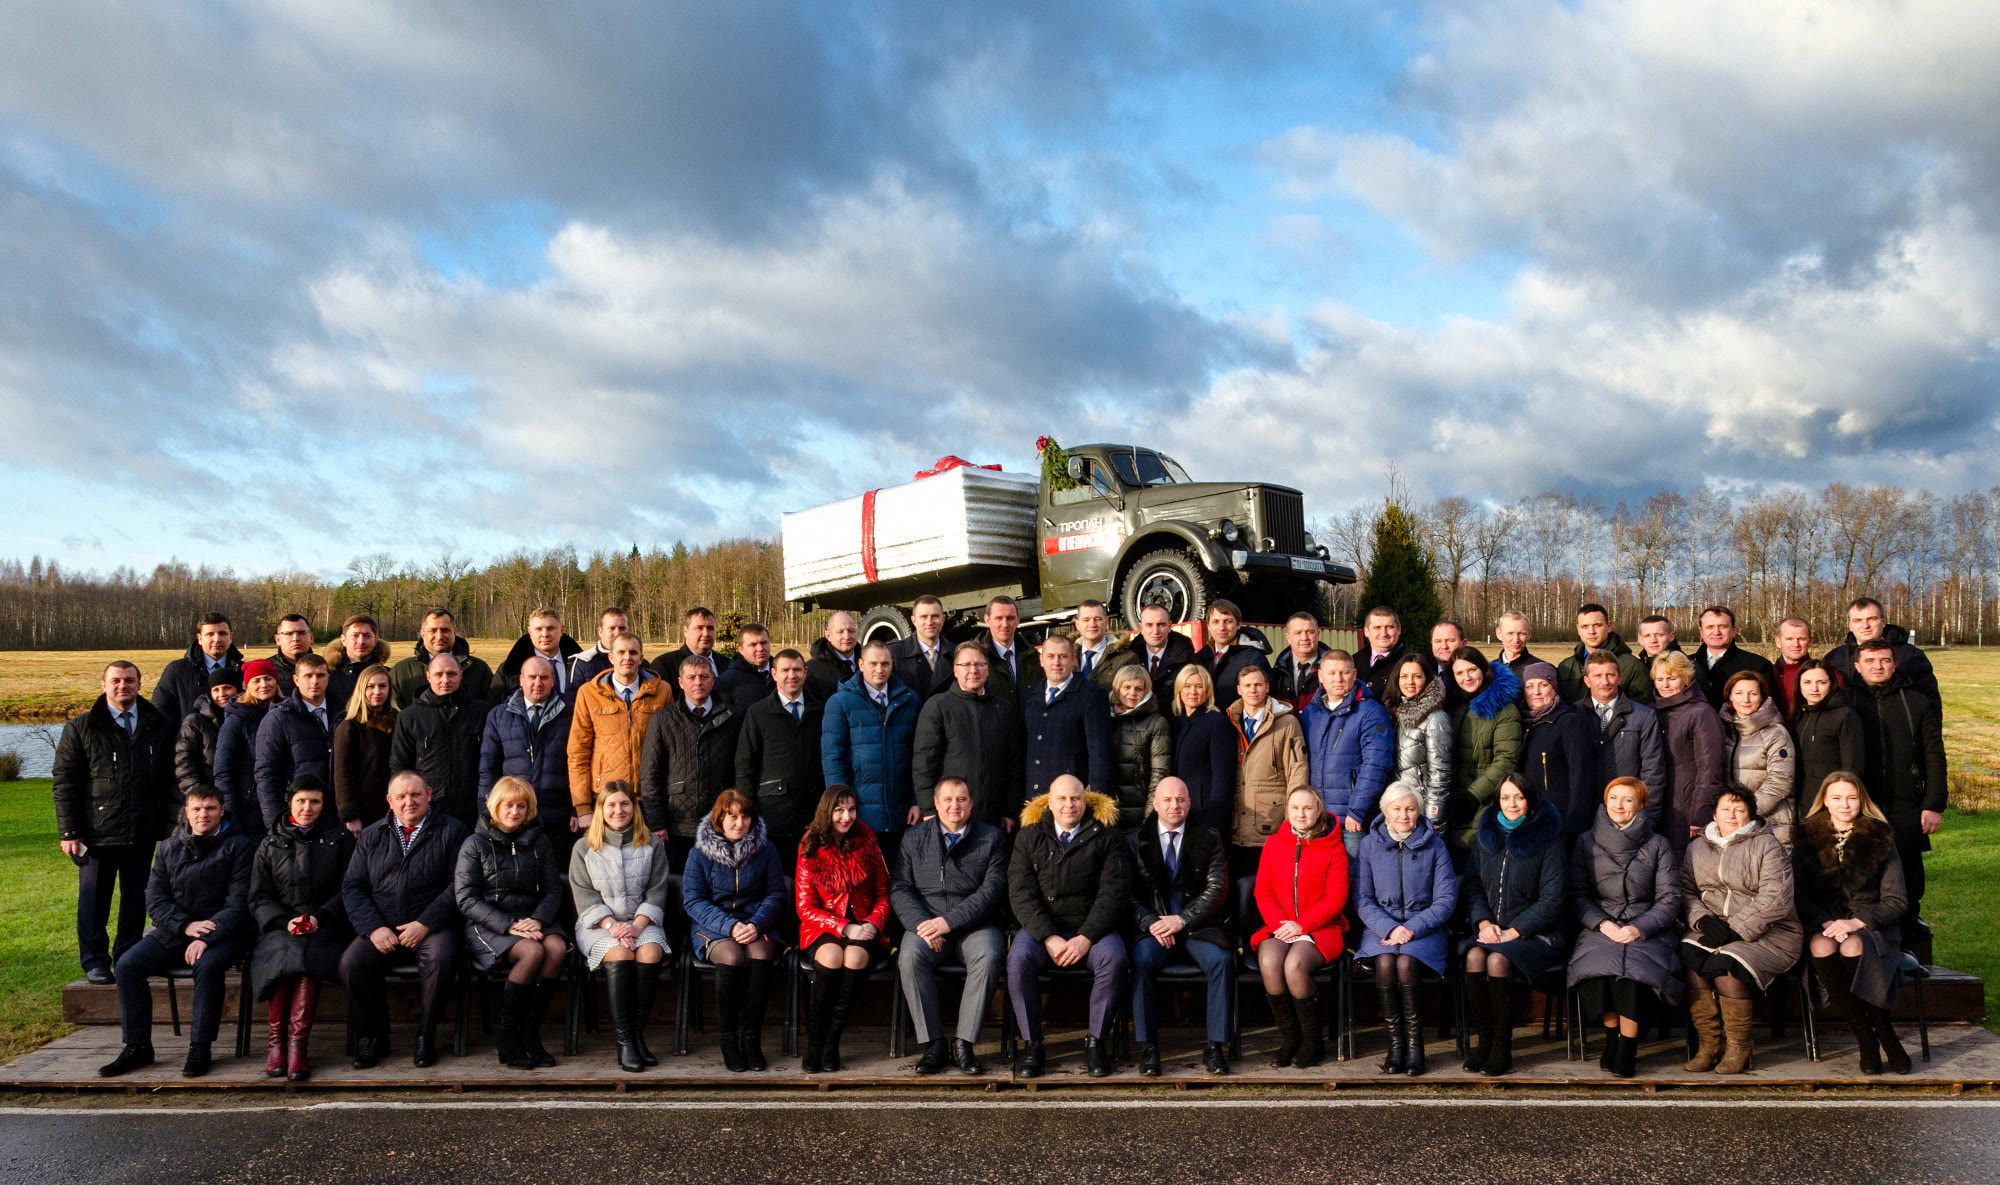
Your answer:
[1227,666,1310,865]
[567,633,671,830]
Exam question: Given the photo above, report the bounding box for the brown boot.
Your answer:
[265,978,295,1077]
[1683,990,1721,1072]
[286,978,318,1082]
[1715,996,1756,1074]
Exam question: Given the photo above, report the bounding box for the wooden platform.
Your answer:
[8,1020,1998,1094]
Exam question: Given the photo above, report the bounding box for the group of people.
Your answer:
[52,590,1946,1080]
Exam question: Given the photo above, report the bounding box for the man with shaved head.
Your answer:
[480,654,576,856]
[390,653,495,827]
[1127,776,1232,1076]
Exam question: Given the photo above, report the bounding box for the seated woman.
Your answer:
[1680,787,1803,1074]
[1796,772,1910,1075]
[455,775,567,1070]
[1353,780,1456,1076]
[1721,671,1796,849]
[1459,776,1567,1076]
[248,776,354,1082]
[796,784,892,1074]
[1566,776,1681,1079]
[1250,786,1348,1069]
[570,781,671,1074]
[682,788,788,1073]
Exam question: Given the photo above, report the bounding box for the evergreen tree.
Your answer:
[1360,500,1444,647]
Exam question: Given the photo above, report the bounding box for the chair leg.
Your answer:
[1000,981,1014,1060]
[1453,973,1468,1062]
[1799,979,1817,1062]
[1770,983,1787,1040]
[672,948,691,1057]
[168,976,182,1038]
[1917,977,1931,1063]
[236,966,253,1058]
[783,952,798,1057]
[1228,972,1241,1061]
[453,972,471,1058]
[890,975,906,1058]
[564,967,581,1057]
[345,993,359,1057]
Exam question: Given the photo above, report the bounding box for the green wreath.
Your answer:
[1036,435,1083,492]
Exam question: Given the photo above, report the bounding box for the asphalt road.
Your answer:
[1,1093,1993,1184]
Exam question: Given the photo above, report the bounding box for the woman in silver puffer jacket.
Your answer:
[1385,656,1451,826]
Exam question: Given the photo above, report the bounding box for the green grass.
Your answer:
[1923,809,2000,1031]
[0,779,79,1061]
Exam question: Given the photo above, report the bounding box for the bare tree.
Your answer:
[1421,496,1478,618]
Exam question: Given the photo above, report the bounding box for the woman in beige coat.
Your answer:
[1720,672,1796,849]
[1680,788,1803,1074]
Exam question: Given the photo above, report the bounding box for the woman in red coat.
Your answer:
[795,783,890,1072]
[1252,786,1349,1068]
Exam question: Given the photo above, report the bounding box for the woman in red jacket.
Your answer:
[1252,786,1349,1068]
[796,783,891,1072]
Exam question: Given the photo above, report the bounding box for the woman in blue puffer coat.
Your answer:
[1354,780,1457,1077]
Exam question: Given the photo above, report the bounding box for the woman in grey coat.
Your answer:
[570,781,671,1073]
[455,776,566,1069]
[1567,776,1681,1078]
[1721,672,1796,849]
[1679,788,1803,1075]
[1385,657,1451,826]
[1796,772,1910,1075]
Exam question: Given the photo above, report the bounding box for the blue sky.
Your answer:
[2,1,1996,579]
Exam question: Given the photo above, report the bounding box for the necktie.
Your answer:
[313,707,328,734]
[621,686,634,706]
[528,704,543,731]
[788,700,801,722]
[1244,715,1258,741]
[1148,653,1160,678]
[1164,830,1180,877]
[944,830,959,853]
[1081,650,1095,677]
[692,704,707,720]
[1046,684,1058,706]
[116,709,134,736]
[1060,830,1073,849]
[398,824,416,854]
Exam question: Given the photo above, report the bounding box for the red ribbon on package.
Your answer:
[860,488,879,583]
[915,456,1001,480]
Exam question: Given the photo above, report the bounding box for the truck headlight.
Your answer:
[1219,518,1239,543]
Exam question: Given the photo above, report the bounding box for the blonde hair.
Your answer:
[345,664,398,731]
[1496,610,1530,632]
[586,780,652,851]
[1650,650,1695,686]
[1804,771,1890,826]
[486,776,538,826]
[1170,663,1215,717]
[1111,665,1152,699]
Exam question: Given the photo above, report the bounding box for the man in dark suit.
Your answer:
[716,623,777,712]
[1128,776,1232,1076]
[890,595,954,703]
[1103,603,1196,705]
[650,606,722,693]
[805,611,861,702]
[734,649,824,866]
[1692,605,1776,709]
[1021,634,1113,800]
[1192,599,1269,711]
[977,596,1026,705]
[892,777,1008,1075]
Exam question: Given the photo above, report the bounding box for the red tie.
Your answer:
[692,705,707,720]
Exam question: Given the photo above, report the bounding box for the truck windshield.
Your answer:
[1109,450,1189,487]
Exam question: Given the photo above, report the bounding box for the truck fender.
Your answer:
[1108,523,1232,583]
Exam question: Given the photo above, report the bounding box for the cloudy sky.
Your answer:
[3,1,1996,577]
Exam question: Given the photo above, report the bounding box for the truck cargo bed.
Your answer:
[782,466,1038,607]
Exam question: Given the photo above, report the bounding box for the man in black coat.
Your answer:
[891,777,1008,1075]
[53,661,177,984]
[388,654,494,828]
[339,771,470,1069]
[476,656,574,855]
[650,606,723,694]
[1851,640,1949,940]
[266,613,320,700]
[1021,634,1114,801]
[1691,605,1776,709]
[890,596,954,703]
[1006,775,1132,1078]
[1101,603,1197,705]
[975,597,1027,705]
[640,654,743,861]
[1496,611,1550,694]
[254,654,337,837]
[1824,597,1942,716]
[805,611,861,703]
[494,607,582,699]
[1355,606,1434,705]
[150,613,244,726]
[98,787,253,1078]
[912,642,1024,829]
[565,606,629,698]
[734,649,823,866]
[389,609,495,709]
[324,614,392,715]
[1271,612,1332,708]
[1128,776,1232,1076]
[1193,599,1270,710]
[716,623,778,712]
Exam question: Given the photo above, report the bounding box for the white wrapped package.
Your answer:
[783,466,1039,602]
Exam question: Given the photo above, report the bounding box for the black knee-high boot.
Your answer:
[803,967,839,1073]
[740,959,773,1071]
[826,967,861,1071]
[1293,992,1326,1068]
[605,961,643,1073]
[633,960,661,1067]
[1400,984,1427,1076]
[1376,985,1406,1074]
[1481,974,1515,1076]
[497,981,534,1069]
[1461,971,1492,1072]
[1266,994,1301,1067]
[1814,953,1878,1074]
[523,977,559,1067]
[713,962,746,1072]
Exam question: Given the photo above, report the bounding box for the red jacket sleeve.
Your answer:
[794,854,846,938]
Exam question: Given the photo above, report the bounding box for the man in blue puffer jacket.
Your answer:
[821,641,921,858]
[1300,650,1394,857]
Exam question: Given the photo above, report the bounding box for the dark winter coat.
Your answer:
[211,699,269,838]
[1353,814,1457,974]
[1172,707,1239,836]
[648,644,721,695]
[1655,686,1728,851]
[804,636,861,704]
[1680,817,1802,989]
[1460,801,1570,982]
[639,697,743,840]
[389,637,495,709]
[1356,641,1431,706]
[1565,807,1682,1000]
[1794,811,1907,1008]
[323,638,392,716]
[331,716,394,827]
[735,692,826,843]
[1110,696,1173,828]
[253,694,338,836]
[1302,685,1395,825]
[1195,637,1271,710]
[794,823,891,950]
[822,675,922,834]
[564,644,614,699]
[1021,675,1114,801]
[1009,791,1131,943]
[910,685,1022,826]
[1446,663,1523,849]
[1579,695,1667,833]
[340,810,471,937]
[1790,689,1865,813]
[1556,634,1653,705]
[681,816,790,950]
[248,816,354,997]
[477,691,574,824]
[1270,643,1332,708]
[888,634,954,703]
[715,654,777,714]
[1692,643,1776,710]
[890,817,1008,934]
[1521,700,1597,836]
[1639,639,1713,704]
[495,633,581,698]
[151,641,244,727]
[1824,624,1942,717]
[175,697,227,801]
[52,696,177,848]
[1850,672,1949,852]
[454,815,563,970]
[1127,816,1229,950]
[1501,649,1552,696]
[145,819,254,948]
[1101,632,1197,705]
[388,687,494,827]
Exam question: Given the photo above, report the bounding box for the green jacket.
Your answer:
[1555,633,1653,706]
[1447,663,1523,850]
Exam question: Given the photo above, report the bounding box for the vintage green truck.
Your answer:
[781,442,1355,641]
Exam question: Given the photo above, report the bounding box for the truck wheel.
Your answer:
[1120,549,1215,625]
[857,604,913,645]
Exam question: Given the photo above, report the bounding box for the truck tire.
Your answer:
[1120,548,1217,626]
[857,604,913,646]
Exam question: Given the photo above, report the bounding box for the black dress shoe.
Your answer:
[182,1043,212,1078]
[1018,1040,1046,1079]
[351,1036,381,1069]
[1085,1035,1112,1078]
[85,967,115,986]
[1204,1042,1230,1075]
[412,1033,438,1069]
[953,1039,983,1075]
[1138,1044,1162,1077]
[914,1041,947,1076]
[98,1044,154,1077]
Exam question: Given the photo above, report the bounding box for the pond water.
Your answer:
[0,722,61,778]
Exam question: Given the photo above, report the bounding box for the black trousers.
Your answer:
[77,843,154,975]
[1897,836,1927,935]
[115,932,238,1045]
[339,931,459,1039]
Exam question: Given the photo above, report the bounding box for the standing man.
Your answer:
[1850,639,1947,946]
[325,613,390,714]
[1495,611,1546,689]
[390,608,495,708]
[716,623,778,713]
[891,777,1009,1076]
[389,653,495,827]
[1194,599,1269,711]
[1578,652,1667,831]
[890,596,955,703]
[567,633,670,832]
[1770,616,1833,717]
[805,611,862,702]
[54,661,175,984]
[268,614,318,699]
[976,597,1026,704]
[912,642,1025,829]
[1431,620,1469,706]
[1110,603,1196,704]
[1691,605,1775,710]
[497,607,580,699]
[1826,597,1942,716]
[640,655,744,864]
[253,654,336,836]
[1299,652,1393,855]
[1072,600,1120,694]
[1271,612,1331,709]
[1635,614,1710,704]
[1021,634,1114,801]
[566,607,630,693]
[1356,606,1429,703]
[734,648,825,865]
[1128,776,1233,1077]
[651,606,721,691]
[478,655,574,855]
[152,613,243,725]
[1556,603,1651,705]
[822,641,922,856]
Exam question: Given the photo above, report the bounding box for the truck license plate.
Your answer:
[1289,556,1326,574]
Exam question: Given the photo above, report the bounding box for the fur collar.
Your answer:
[324,638,392,670]
[1019,790,1120,828]
[1393,675,1446,728]
[694,815,768,867]
[1802,811,1895,895]
[1475,798,1561,854]
[1468,660,1519,721]
[1702,816,1766,849]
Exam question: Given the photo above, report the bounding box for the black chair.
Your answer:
[163,953,255,1058]
[1804,953,1931,1066]
[1229,875,1346,1062]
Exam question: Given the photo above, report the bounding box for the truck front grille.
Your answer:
[1259,490,1307,554]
